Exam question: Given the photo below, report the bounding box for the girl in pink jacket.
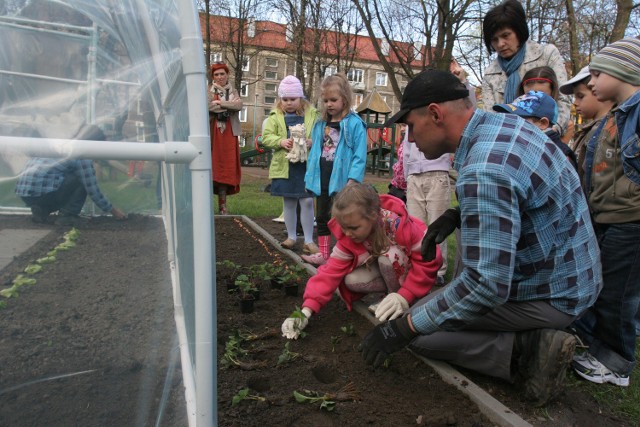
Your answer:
[282,183,442,339]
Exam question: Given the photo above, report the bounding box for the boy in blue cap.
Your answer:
[493,90,577,170]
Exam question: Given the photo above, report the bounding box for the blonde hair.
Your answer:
[320,73,353,121]
[275,97,311,116]
[332,183,390,256]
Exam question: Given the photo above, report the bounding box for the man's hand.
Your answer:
[111,207,127,220]
[359,315,417,368]
[374,293,409,322]
[421,207,460,261]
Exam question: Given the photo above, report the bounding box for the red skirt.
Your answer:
[210,117,241,195]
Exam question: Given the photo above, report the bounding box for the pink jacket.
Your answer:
[302,194,442,314]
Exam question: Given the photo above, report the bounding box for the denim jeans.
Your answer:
[21,173,86,216]
[572,222,640,375]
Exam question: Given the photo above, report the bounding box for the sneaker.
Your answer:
[219,205,228,215]
[303,242,319,254]
[272,213,285,223]
[31,206,50,224]
[281,238,296,250]
[572,352,630,386]
[301,252,327,266]
[514,328,576,406]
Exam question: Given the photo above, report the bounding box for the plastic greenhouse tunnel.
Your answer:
[0,1,217,426]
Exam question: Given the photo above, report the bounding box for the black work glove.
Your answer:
[359,315,418,368]
[421,207,461,262]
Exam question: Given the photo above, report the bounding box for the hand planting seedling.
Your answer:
[283,306,310,339]
[293,382,359,411]
[231,388,267,406]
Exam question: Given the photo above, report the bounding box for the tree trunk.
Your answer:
[564,0,580,73]
[611,0,633,42]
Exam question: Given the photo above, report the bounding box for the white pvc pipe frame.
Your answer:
[0,0,216,425]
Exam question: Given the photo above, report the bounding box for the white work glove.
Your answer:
[374,293,409,322]
[281,307,312,339]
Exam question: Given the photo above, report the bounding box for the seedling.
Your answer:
[235,274,257,298]
[231,388,267,406]
[288,306,308,338]
[340,324,356,336]
[216,259,242,282]
[221,329,272,370]
[24,264,43,275]
[277,342,302,365]
[292,382,359,411]
[330,335,342,353]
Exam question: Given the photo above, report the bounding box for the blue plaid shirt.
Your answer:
[411,110,602,334]
[15,158,113,212]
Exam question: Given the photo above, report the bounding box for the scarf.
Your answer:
[210,82,232,133]
[497,43,527,103]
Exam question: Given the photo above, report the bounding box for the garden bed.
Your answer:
[0,213,634,426]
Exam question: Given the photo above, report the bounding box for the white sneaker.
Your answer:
[572,352,630,386]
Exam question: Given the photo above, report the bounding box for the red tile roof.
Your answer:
[200,14,428,67]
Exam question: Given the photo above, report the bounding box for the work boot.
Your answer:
[30,206,50,224]
[513,328,576,406]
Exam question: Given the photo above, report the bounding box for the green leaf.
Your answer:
[37,256,56,264]
[0,286,19,298]
[13,275,37,286]
[24,264,43,275]
[320,400,336,411]
[293,390,309,403]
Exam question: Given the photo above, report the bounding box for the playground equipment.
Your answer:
[356,88,399,176]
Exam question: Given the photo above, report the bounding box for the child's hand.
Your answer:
[305,138,313,148]
[280,138,292,151]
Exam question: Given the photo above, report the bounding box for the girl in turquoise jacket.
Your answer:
[303,73,368,265]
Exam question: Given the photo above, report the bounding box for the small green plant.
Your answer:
[277,342,302,365]
[288,306,308,338]
[292,382,359,411]
[330,335,342,353]
[221,329,274,370]
[340,324,356,336]
[235,274,257,298]
[249,263,272,283]
[216,259,242,281]
[231,388,267,406]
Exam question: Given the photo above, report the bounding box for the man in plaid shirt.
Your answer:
[15,125,126,225]
[359,70,601,406]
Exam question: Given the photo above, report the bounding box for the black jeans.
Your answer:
[21,173,86,216]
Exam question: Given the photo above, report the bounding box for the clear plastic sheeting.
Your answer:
[0,1,214,426]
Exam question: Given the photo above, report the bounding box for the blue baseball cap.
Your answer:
[493,90,559,125]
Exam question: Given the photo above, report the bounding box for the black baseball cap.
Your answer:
[384,69,469,127]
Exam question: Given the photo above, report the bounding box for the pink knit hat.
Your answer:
[278,75,304,98]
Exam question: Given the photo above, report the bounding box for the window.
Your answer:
[381,40,390,56]
[239,107,247,123]
[347,68,364,84]
[353,93,363,109]
[375,72,388,86]
[324,66,337,77]
[136,122,145,142]
[264,109,271,117]
[241,56,250,72]
[239,136,246,148]
[240,81,248,97]
[265,57,278,67]
[264,83,277,92]
[264,70,278,80]
[209,52,222,63]
[264,96,276,104]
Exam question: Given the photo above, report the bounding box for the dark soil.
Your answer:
[0,214,186,427]
[0,213,634,427]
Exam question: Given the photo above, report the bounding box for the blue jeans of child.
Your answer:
[572,222,640,376]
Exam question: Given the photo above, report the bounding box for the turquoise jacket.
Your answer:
[305,111,367,196]
[262,106,319,179]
